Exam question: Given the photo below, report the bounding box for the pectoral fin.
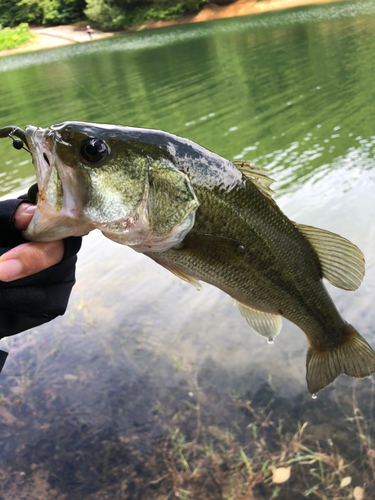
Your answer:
[234,300,282,340]
[295,223,365,291]
[157,262,202,291]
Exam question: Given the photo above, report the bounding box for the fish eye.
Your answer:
[81,139,107,164]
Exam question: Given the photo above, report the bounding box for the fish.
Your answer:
[1,121,374,394]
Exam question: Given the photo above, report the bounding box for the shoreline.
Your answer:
[0,0,346,58]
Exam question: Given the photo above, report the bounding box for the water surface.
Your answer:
[1,2,375,498]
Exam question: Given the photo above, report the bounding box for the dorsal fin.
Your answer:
[233,161,276,202]
[295,223,365,291]
[233,299,282,340]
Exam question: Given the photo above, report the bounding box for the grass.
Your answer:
[0,23,35,51]
[159,405,353,499]
[142,361,374,500]
[0,337,374,499]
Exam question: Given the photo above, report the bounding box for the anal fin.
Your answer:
[234,300,282,340]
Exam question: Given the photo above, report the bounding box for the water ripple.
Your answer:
[1,0,375,72]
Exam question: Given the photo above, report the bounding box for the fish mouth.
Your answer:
[25,126,56,203]
[23,126,95,242]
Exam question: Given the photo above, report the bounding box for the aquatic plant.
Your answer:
[138,361,374,499]
[0,335,374,499]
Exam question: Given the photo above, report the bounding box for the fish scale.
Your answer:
[147,182,339,331]
[1,121,374,394]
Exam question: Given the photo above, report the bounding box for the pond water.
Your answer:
[1,1,375,498]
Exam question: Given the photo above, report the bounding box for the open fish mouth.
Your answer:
[22,126,95,242]
[25,126,61,209]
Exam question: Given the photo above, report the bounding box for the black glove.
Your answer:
[0,197,82,342]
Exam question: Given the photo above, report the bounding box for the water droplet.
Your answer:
[267,338,274,345]
[311,393,317,400]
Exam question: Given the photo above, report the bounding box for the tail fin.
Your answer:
[306,325,375,394]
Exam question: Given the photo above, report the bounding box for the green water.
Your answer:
[1,1,375,196]
[1,2,375,498]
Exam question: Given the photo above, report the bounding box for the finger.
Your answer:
[0,240,64,282]
[14,204,36,230]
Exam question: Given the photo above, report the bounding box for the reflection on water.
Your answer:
[0,0,374,74]
[1,2,375,198]
[1,0,375,498]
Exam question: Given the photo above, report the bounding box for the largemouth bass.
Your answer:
[1,122,374,394]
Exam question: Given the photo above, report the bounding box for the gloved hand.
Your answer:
[0,196,82,368]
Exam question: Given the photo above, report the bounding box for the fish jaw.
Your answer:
[23,207,95,241]
[23,125,95,241]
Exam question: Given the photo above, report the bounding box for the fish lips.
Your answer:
[23,125,95,242]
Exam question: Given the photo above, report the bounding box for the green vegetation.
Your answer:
[84,0,207,31]
[133,362,372,499]
[0,0,87,27]
[2,349,372,499]
[0,0,238,32]
[0,23,34,50]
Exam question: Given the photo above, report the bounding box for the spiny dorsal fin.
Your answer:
[295,223,365,291]
[234,299,282,340]
[233,161,276,202]
[158,262,202,291]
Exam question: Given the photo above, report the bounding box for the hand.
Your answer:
[0,204,64,282]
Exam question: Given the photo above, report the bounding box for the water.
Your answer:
[1,2,375,498]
